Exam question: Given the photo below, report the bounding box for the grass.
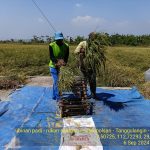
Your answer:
[107,46,150,72]
[99,46,150,87]
[0,43,50,76]
[0,43,150,99]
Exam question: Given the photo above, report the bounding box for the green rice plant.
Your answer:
[100,59,144,87]
[58,66,80,93]
[84,37,106,76]
[107,46,150,72]
[0,43,49,76]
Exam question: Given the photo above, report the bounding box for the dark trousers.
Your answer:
[81,69,96,95]
[78,53,96,96]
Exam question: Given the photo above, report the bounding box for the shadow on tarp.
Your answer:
[96,86,145,102]
[95,92,125,112]
[93,87,150,127]
[103,101,127,112]
[94,86,146,112]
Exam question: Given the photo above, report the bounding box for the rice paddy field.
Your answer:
[0,43,150,98]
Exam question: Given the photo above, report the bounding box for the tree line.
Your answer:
[1,33,150,46]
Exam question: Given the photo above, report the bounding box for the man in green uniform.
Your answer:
[49,32,69,101]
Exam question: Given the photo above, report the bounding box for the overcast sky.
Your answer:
[0,0,150,40]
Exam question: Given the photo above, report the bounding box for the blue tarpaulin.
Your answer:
[0,85,150,150]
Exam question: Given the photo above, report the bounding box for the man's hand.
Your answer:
[56,59,66,67]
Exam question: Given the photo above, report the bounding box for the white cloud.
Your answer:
[71,16,106,27]
[75,3,82,8]
[70,16,107,36]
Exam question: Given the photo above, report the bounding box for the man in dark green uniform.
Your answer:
[49,32,69,101]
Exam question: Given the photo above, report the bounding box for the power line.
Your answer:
[31,0,56,32]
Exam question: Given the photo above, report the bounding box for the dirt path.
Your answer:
[0,76,53,101]
[0,89,13,101]
[26,76,53,87]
